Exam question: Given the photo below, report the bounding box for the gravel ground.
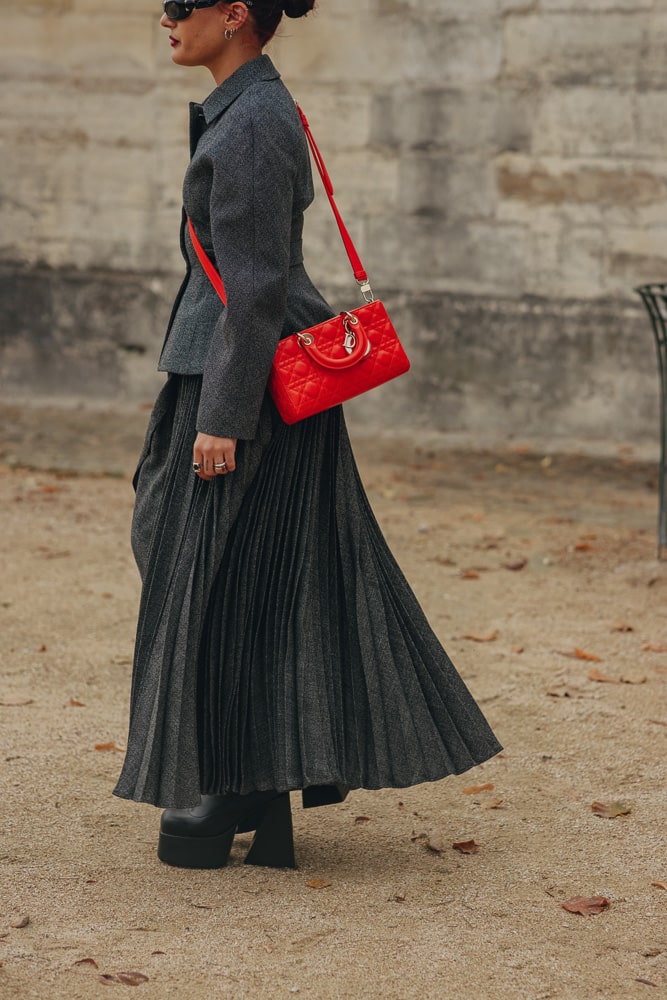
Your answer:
[0,401,665,1000]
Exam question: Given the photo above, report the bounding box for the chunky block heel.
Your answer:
[235,804,265,835]
[158,825,235,869]
[244,792,296,869]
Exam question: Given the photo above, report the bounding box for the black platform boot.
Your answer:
[301,783,349,809]
[158,791,296,870]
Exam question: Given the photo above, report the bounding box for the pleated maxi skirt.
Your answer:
[113,375,502,809]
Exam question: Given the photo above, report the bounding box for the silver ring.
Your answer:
[214,461,227,470]
[193,462,201,473]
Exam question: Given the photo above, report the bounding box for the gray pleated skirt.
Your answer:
[113,375,502,809]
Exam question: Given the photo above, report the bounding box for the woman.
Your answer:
[113,0,502,870]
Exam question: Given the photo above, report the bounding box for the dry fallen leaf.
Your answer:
[649,719,667,728]
[36,644,47,653]
[485,798,505,810]
[619,674,647,685]
[651,881,667,890]
[588,668,619,684]
[306,879,332,889]
[461,631,498,643]
[502,559,527,571]
[562,895,610,916]
[10,916,29,929]
[557,648,603,662]
[462,783,494,795]
[574,648,602,662]
[388,894,406,903]
[94,742,126,752]
[116,972,149,986]
[512,645,525,654]
[354,816,371,824]
[574,542,596,552]
[452,840,480,855]
[461,569,480,580]
[642,642,667,653]
[99,971,150,987]
[426,833,445,854]
[151,951,167,956]
[611,623,634,633]
[547,685,589,699]
[68,698,86,707]
[0,696,33,707]
[74,958,99,969]
[591,801,631,819]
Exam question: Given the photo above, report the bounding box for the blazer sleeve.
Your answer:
[195,99,297,440]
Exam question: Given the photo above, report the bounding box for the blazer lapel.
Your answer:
[189,103,208,158]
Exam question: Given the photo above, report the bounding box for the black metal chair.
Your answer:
[636,283,667,559]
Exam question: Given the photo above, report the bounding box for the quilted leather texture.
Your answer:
[268,300,410,425]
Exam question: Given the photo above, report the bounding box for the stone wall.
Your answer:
[1,0,666,442]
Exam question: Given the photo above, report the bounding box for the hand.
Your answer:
[193,433,237,481]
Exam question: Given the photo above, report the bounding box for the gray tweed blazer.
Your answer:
[158,55,334,440]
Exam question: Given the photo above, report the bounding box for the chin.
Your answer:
[172,50,203,69]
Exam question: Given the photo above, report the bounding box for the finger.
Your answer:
[193,455,212,482]
[223,447,236,473]
[210,450,226,475]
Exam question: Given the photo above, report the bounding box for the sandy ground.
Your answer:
[0,401,666,1000]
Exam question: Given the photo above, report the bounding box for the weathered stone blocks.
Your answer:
[0,0,665,445]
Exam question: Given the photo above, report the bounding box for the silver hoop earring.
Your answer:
[224,28,236,40]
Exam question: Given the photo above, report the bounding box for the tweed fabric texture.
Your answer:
[158,55,334,440]
[113,376,502,808]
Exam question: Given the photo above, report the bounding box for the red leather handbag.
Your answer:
[189,105,410,425]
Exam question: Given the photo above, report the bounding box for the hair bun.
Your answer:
[282,0,316,18]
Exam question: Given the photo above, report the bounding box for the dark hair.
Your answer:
[248,0,316,45]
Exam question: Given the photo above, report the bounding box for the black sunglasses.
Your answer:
[163,0,253,20]
[163,1,218,20]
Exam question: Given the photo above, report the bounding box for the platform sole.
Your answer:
[157,826,235,869]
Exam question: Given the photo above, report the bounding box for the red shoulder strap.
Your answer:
[295,105,369,285]
[188,104,370,304]
[188,217,227,305]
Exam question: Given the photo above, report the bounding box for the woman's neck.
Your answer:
[209,42,263,87]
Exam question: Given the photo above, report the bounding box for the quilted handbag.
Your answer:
[188,104,410,425]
